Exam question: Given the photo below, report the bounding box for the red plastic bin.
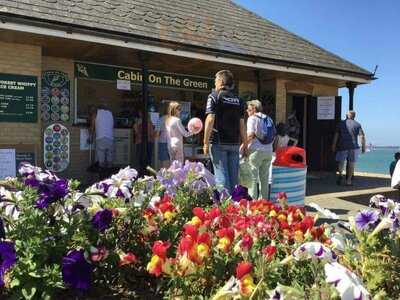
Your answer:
[273,147,306,168]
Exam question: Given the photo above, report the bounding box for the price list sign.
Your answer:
[0,73,38,122]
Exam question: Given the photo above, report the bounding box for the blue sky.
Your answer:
[235,0,400,146]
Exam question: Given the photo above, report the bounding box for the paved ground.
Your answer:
[305,172,399,220]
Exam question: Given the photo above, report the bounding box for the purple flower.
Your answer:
[91,209,113,232]
[355,209,380,231]
[231,185,252,202]
[0,241,17,287]
[35,179,69,209]
[62,250,93,290]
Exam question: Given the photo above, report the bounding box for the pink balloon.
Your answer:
[188,117,203,134]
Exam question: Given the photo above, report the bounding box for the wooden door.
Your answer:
[306,96,342,171]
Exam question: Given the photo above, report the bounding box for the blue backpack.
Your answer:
[256,115,276,144]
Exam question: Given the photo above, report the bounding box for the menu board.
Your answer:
[41,71,70,123]
[0,73,38,122]
[43,123,70,172]
[0,149,16,179]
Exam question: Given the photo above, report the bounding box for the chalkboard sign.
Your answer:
[0,73,38,122]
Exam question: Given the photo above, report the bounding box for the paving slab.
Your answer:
[305,172,399,220]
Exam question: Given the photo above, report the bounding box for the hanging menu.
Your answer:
[41,71,70,123]
[0,73,38,122]
[43,123,70,172]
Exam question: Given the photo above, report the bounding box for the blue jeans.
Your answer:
[210,144,240,193]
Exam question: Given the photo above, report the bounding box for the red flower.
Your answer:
[216,228,235,241]
[197,232,211,247]
[152,241,170,259]
[178,236,195,255]
[207,207,221,220]
[240,233,253,251]
[193,207,206,221]
[183,224,199,240]
[119,252,138,266]
[236,261,253,279]
[262,244,277,260]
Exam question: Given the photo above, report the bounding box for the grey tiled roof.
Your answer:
[0,0,372,77]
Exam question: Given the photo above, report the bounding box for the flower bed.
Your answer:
[0,162,399,299]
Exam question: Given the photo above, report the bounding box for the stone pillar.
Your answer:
[275,79,287,123]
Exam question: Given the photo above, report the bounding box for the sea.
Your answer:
[356,147,400,175]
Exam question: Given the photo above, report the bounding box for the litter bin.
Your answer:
[270,147,307,206]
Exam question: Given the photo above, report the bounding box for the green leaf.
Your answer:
[21,287,36,300]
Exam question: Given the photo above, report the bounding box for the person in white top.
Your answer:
[90,104,114,168]
[245,100,273,200]
[165,101,193,163]
[273,123,290,151]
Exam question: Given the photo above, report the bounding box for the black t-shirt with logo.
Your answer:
[205,89,245,145]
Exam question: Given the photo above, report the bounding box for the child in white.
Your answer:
[165,101,193,163]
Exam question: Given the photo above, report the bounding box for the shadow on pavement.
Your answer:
[338,189,400,206]
[306,173,391,196]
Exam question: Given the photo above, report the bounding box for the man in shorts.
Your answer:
[332,111,366,186]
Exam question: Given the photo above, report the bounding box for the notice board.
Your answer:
[0,73,38,122]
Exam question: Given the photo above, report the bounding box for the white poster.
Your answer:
[80,129,90,150]
[117,79,131,91]
[0,149,16,179]
[317,96,335,120]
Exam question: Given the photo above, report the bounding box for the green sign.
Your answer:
[75,62,214,92]
[15,152,35,173]
[0,73,38,122]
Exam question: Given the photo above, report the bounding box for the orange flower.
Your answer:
[236,262,256,296]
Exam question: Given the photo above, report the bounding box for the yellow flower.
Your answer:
[196,243,210,259]
[178,254,196,275]
[269,210,277,218]
[217,237,231,252]
[277,214,287,222]
[146,255,161,272]
[188,216,202,226]
[163,210,176,222]
[240,274,256,296]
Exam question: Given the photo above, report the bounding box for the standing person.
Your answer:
[90,103,114,169]
[133,109,156,168]
[245,100,274,199]
[273,122,290,152]
[332,111,366,186]
[203,70,247,193]
[287,112,300,146]
[390,152,400,177]
[165,101,193,163]
[157,104,170,168]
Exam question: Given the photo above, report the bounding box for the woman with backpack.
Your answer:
[243,100,275,200]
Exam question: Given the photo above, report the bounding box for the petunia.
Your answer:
[293,242,337,263]
[89,246,109,262]
[0,241,17,287]
[35,179,69,209]
[91,209,113,232]
[210,276,240,300]
[354,209,379,231]
[325,262,371,300]
[62,250,94,291]
[231,185,252,202]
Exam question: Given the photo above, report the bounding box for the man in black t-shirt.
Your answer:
[203,70,247,192]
